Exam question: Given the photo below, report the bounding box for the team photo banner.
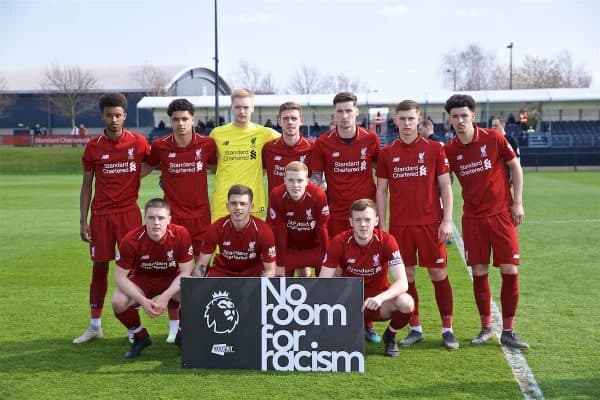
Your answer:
[181,277,365,372]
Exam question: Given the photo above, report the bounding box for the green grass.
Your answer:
[0,149,599,399]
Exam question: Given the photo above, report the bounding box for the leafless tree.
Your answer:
[41,64,97,128]
[514,51,591,89]
[234,59,277,94]
[288,65,324,94]
[442,44,497,91]
[0,76,16,118]
[322,73,361,93]
[133,65,169,96]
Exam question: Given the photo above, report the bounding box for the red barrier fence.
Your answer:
[0,135,93,146]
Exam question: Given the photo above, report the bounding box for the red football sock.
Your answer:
[89,264,109,319]
[114,306,141,331]
[473,274,492,327]
[407,281,420,326]
[389,311,413,332]
[501,273,519,330]
[167,299,180,320]
[432,276,454,328]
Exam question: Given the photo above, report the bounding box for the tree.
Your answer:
[288,65,324,94]
[514,51,592,89]
[321,73,361,93]
[442,44,497,91]
[0,76,16,118]
[133,65,169,96]
[234,59,277,94]
[41,65,97,128]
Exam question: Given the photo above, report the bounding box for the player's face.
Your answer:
[227,194,253,223]
[350,207,379,243]
[394,109,419,141]
[334,101,358,131]
[170,110,194,136]
[145,207,171,241]
[491,118,505,134]
[278,109,303,138]
[284,170,309,200]
[448,106,476,136]
[231,97,254,126]
[102,106,127,135]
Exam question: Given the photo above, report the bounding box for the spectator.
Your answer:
[519,110,528,132]
[158,120,166,129]
[375,111,383,135]
[265,118,273,128]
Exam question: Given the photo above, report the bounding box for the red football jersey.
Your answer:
[323,229,402,298]
[377,135,450,225]
[262,136,314,194]
[267,183,329,265]
[201,216,277,276]
[444,126,516,217]
[146,133,217,220]
[82,130,149,215]
[311,127,380,218]
[116,224,193,279]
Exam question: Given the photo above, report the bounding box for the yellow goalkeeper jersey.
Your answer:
[210,122,280,221]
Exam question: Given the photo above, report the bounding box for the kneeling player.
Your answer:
[112,199,193,359]
[196,185,276,277]
[267,161,329,277]
[319,199,414,357]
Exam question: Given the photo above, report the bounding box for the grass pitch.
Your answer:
[0,148,599,399]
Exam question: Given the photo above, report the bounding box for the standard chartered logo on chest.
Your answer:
[260,278,364,372]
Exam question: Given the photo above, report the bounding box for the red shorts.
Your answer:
[129,273,175,299]
[171,215,210,256]
[207,266,263,277]
[282,247,324,276]
[328,217,351,238]
[389,224,446,268]
[462,211,520,267]
[89,207,141,262]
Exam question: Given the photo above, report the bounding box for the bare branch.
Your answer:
[41,64,98,128]
[288,65,323,94]
[0,76,16,118]
[132,65,169,96]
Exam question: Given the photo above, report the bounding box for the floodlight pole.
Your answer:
[507,42,513,90]
[214,0,220,126]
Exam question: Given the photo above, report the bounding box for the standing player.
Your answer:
[74,93,150,344]
[310,91,381,343]
[262,101,314,195]
[417,119,444,143]
[490,115,520,157]
[444,94,528,349]
[267,161,329,277]
[376,100,458,350]
[145,98,217,343]
[319,199,414,357]
[196,185,276,278]
[210,89,280,221]
[112,199,193,359]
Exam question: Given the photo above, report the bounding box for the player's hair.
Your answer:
[350,199,378,215]
[144,198,170,215]
[490,115,505,127]
[333,92,358,106]
[231,89,254,101]
[444,94,477,113]
[395,99,421,113]
[99,93,127,112]
[228,184,254,203]
[278,101,303,117]
[418,119,434,131]
[285,161,308,175]
[167,98,195,117]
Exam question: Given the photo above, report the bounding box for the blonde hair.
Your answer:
[285,161,308,174]
[231,89,254,101]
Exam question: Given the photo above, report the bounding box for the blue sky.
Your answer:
[1,0,598,96]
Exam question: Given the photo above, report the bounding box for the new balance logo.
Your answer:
[101,154,109,160]
[168,153,176,158]
[286,211,294,217]
[457,155,463,160]
[274,155,282,161]
[141,255,150,260]
[392,157,400,162]
[435,258,444,264]
[347,258,356,264]
[332,152,340,157]
[223,241,231,246]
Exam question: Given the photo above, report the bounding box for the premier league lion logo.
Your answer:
[204,291,239,334]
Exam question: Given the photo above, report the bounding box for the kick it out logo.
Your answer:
[204,291,239,334]
[260,278,364,372]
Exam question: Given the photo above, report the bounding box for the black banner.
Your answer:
[181,277,364,372]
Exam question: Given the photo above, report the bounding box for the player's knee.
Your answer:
[428,267,448,281]
[396,293,414,313]
[471,264,489,276]
[111,292,129,313]
[499,264,518,275]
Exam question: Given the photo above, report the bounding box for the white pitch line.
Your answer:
[452,223,545,400]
